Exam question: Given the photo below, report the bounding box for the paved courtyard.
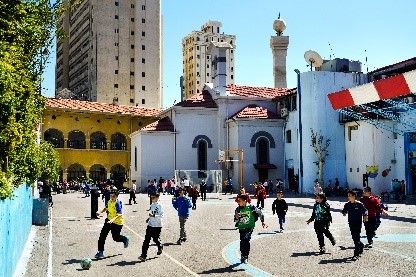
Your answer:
[24,192,416,277]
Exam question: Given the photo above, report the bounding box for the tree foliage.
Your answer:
[310,129,331,187]
[0,0,62,198]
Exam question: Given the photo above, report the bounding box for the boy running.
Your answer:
[306,193,336,254]
[95,190,129,259]
[172,188,193,244]
[272,191,288,232]
[234,194,266,263]
[139,193,164,261]
[342,190,368,260]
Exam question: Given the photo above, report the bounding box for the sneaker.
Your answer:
[319,247,326,254]
[182,238,187,242]
[157,246,163,255]
[124,237,129,248]
[241,256,248,263]
[351,255,359,261]
[177,239,182,245]
[359,243,364,255]
[94,251,104,259]
[138,256,146,262]
[331,239,336,246]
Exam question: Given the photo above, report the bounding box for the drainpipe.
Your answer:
[294,69,304,194]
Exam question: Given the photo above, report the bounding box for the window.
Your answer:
[131,44,134,49]
[141,72,145,77]
[348,125,358,141]
[197,46,199,50]
[256,137,269,164]
[142,31,145,37]
[141,58,145,64]
[286,130,292,143]
[131,4,134,8]
[142,18,145,23]
[114,42,118,46]
[115,29,119,33]
[130,71,134,76]
[142,99,145,104]
[130,98,134,103]
[231,50,233,53]
[142,85,145,91]
[207,64,209,68]
[134,147,137,171]
[197,140,207,177]
[142,5,145,10]
[131,31,135,35]
[115,15,118,19]
[115,1,118,6]
[90,132,107,150]
[130,85,134,89]
[115,70,118,74]
[207,73,209,77]
[111,133,127,150]
[231,66,233,71]
[115,56,118,60]
[114,84,118,88]
[44,129,64,148]
[67,131,86,149]
[142,45,145,50]
[131,58,134,62]
[231,75,233,80]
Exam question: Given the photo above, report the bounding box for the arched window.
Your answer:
[111,133,127,150]
[90,164,107,182]
[44,129,64,148]
[67,164,86,181]
[198,140,207,178]
[90,132,107,150]
[256,137,269,164]
[67,130,86,149]
[111,164,126,188]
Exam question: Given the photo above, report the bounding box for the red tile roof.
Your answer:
[226,84,295,99]
[175,90,218,108]
[46,98,160,117]
[141,117,174,132]
[230,104,280,120]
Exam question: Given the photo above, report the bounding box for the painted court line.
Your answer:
[124,224,199,277]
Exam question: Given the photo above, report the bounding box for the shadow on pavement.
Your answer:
[199,263,244,274]
[288,203,416,224]
[291,251,326,257]
[219,228,237,231]
[338,246,355,251]
[319,257,354,264]
[107,258,156,267]
[62,258,82,265]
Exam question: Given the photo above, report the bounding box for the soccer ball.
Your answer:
[80,258,92,270]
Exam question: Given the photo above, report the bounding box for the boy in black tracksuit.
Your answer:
[342,190,368,259]
[272,191,288,232]
[307,193,336,254]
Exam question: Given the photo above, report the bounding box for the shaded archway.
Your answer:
[197,140,208,178]
[90,164,107,183]
[44,128,64,148]
[192,135,213,148]
[111,164,126,188]
[67,130,86,149]
[111,133,127,150]
[250,131,275,148]
[256,137,270,182]
[90,132,107,150]
[67,164,86,182]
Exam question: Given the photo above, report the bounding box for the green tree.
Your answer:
[0,0,63,198]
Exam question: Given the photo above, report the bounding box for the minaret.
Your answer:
[270,15,289,88]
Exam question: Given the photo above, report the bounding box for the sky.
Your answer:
[42,0,416,108]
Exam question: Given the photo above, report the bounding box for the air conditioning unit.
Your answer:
[281,108,289,117]
[409,151,416,158]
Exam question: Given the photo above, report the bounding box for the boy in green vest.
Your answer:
[234,194,266,263]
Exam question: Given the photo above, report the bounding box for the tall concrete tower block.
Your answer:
[270,18,289,88]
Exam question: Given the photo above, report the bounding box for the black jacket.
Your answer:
[308,202,332,224]
[272,199,288,215]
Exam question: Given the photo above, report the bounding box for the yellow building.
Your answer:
[42,98,159,187]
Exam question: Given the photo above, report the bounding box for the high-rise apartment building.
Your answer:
[182,21,235,100]
[55,0,162,109]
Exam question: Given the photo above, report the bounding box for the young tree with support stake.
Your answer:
[310,129,331,188]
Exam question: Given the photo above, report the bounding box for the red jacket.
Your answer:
[360,195,381,218]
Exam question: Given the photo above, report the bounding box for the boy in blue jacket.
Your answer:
[172,188,193,245]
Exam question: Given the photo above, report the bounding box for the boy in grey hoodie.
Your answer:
[139,193,164,261]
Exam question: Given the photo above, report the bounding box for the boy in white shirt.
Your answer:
[139,193,164,261]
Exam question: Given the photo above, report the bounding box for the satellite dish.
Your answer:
[304,50,323,70]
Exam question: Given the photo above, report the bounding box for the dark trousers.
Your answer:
[98,219,127,252]
[129,191,136,204]
[239,228,253,258]
[278,214,286,229]
[201,191,207,201]
[364,217,376,244]
[314,221,335,248]
[141,226,162,258]
[192,198,197,209]
[349,222,363,256]
[257,198,264,209]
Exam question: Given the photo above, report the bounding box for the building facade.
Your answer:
[42,98,159,187]
[56,0,162,109]
[181,21,236,100]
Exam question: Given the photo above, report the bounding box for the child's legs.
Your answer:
[278,215,285,228]
[98,220,111,252]
[141,226,153,257]
[314,222,325,248]
[151,227,162,248]
[364,217,376,243]
[349,223,362,254]
[110,224,127,243]
[179,217,188,239]
[375,215,381,231]
[239,229,253,257]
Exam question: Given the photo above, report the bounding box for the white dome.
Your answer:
[273,19,286,34]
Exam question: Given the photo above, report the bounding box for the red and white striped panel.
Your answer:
[328,69,416,110]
